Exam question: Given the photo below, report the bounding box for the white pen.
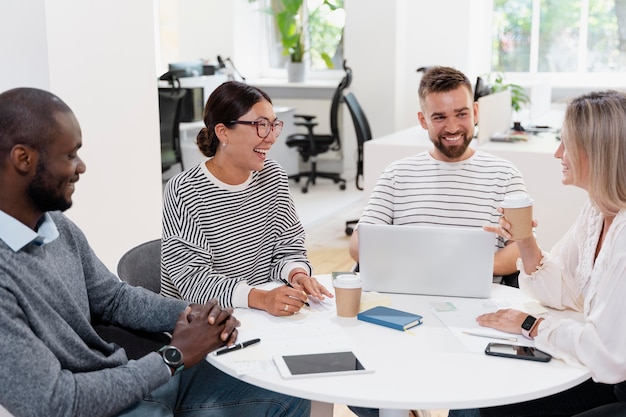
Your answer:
[462,331,517,342]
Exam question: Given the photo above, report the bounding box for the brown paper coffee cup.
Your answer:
[501,193,534,239]
[333,274,363,318]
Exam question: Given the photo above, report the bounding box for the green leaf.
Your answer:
[281,0,303,15]
[320,53,334,68]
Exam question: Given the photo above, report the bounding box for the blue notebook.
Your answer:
[357,306,423,331]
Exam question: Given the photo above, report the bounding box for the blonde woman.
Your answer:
[475,90,626,416]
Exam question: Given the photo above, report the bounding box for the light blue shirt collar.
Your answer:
[0,211,60,251]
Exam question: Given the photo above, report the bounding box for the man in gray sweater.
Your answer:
[0,87,309,417]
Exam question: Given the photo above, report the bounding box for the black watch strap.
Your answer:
[521,315,538,339]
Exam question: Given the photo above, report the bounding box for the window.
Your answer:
[492,0,626,73]
[265,0,345,72]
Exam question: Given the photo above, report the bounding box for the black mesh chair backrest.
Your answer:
[343,92,372,190]
[328,60,353,151]
[158,88,187,172]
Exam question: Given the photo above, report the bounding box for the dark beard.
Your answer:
[27,161,72,213]
[434,134,472,159]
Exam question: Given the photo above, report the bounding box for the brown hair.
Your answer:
[418,66,473,107]
[196,81,272,157]
[562,90,626,215]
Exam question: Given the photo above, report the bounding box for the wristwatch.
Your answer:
[158,345,184,375]
[521,315,538,339]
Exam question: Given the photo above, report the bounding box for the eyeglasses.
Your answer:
[228,118,284,139]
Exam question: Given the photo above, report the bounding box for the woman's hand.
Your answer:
[476,308,527,334]
[484,207,544,274]
[290,272,334,301]
[249,286,309,316]
[483,207,538,245]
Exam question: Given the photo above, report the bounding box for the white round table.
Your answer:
[207,276,590,417]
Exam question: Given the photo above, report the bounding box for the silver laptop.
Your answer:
[358,224,495,298]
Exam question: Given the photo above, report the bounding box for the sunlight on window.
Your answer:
[266,0,345,71]
[493,0,626,74]
[308,0,345,70]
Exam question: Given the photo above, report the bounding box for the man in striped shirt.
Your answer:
[349,66,527,282]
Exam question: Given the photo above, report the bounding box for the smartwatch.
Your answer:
[158,345,184,375]
[521,315,538,339]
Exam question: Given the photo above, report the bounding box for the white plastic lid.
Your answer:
[333,274,363,289]
[501,193,534,208]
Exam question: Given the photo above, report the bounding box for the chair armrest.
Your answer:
[294,121,318,128]
[294,114,316,121]
[294,120,318,135]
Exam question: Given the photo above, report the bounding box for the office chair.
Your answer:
[94,239,169,360]
[116,238,162,293]
[158,88,187,173]
[342,92,373,236]
[285,61,352,193]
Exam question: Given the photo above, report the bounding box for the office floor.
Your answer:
[292,180,364,275]
[290,180,449,417]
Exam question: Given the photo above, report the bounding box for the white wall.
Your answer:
[178,0,234,66]
[1,0,163,273]
[1,1,50,89]
[174,0,264,79]
[344,0,493,138]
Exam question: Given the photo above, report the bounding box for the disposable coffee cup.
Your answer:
[501,193,534,239]
[333,274,363,318]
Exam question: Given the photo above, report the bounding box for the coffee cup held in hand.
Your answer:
[333,274,363,318]
[501,193,534,239]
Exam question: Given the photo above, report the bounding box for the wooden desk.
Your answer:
[207,276,589,417]
[363,126,588,250]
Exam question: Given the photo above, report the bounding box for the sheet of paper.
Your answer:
[430,298,544,353]
[210,308,354,375]
[209,275,384,375]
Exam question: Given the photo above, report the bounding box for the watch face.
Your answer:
[163,347,183,365]
[521,315,537,331]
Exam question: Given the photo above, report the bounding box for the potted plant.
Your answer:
[252,0,341,80]
[487,72,530,112]
[274,0,307,81]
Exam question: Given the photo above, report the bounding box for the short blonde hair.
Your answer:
[562,90,626,215]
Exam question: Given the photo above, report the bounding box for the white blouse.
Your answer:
[519,200,626,384]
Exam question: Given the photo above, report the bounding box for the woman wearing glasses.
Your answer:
[161,81,333,316]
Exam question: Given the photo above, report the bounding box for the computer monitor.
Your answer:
[473,76,491,102]
[168,60,203,78]
[476,89,512,144]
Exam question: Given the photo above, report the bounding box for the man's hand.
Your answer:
[169,299,240,368]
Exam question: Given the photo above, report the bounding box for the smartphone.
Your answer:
[273,351,374,379]
[485,343,552,362]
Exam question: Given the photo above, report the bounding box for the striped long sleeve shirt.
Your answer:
[161,159,311,308]
[358,150,527,251]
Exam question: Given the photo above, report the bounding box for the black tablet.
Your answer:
[273,351,374,379]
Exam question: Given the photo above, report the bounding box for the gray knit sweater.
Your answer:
[0,212,188,417]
